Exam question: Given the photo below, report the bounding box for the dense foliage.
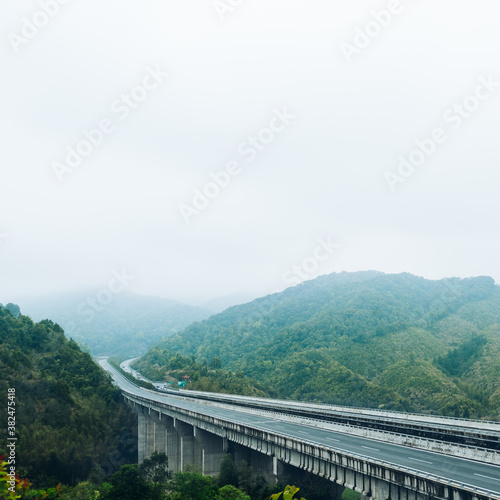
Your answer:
[21,454,268,500]
[435,335,488,377]
[0,304,137,487]
[269,485,306,500]
[133,353,275,398]
[15,291,211,356]
[139,272,500,418]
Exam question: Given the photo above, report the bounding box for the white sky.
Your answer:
[1,0,499,305]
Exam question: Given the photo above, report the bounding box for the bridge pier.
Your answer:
[137,410,148,464]
[136,411,227,477]
[153,414,167,455]
[174,419,196,471]
[138,409,168,463]
[164,416,180,473]
[146,413,155,456]
[194,427,226,476]
[278,461,345,500]
[231,442,277,485]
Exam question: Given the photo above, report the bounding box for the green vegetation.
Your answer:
[342,489,361,500]
[21,454,261,500]
[16,291,212,357]
[140,451,172,500]
[436,335,488,377]
[375,360,482,417]
[106,463,151,500]
[0,455,29,499]
[133,353,275,398]
[219,454,239,489]
[139,272,500,418]
[0,301,346,500]
[269,485,306,500]
[0,304,137,487]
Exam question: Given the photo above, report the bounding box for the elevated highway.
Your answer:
[165,387,500,452]
[100,360,500,500]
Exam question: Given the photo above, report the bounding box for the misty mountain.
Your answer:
[138,271,500,417]
[15,290,212,356]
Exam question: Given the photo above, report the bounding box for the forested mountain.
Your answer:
[15,290,212,356]
[0,304,137,486]
[137,272,500,418]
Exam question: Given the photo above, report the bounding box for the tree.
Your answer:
[87,463,106,485]
[219,453,239,488]
[68,481,100,500]
[166,468,219,500]
[210,357,222,370]
[139,451,171,500]
[106,464,151,500]
[217,484,251,500]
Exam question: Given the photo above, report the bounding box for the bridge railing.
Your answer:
[168,388,500,429]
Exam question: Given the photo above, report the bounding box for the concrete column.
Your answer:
[371,479,390,500]
[232,443,276,484]
[253,450,275,484]
[165,416,180,473]
[278,461,344,500]
[194,427,226,476]
[138,411,148,464]
[154,416,167,455]
[192,427,203,470]
[327,482,346,500]
[146,417,155,457]
[146,411,167,456]
[174,419,195,471]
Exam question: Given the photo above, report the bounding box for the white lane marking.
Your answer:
[408,457,433,465]
[362,446,380,452]
[474,474,500,483]
[327,438,340,442]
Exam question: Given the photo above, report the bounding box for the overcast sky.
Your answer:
[1,0,499,306]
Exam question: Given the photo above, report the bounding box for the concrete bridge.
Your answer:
[101,360,500,500]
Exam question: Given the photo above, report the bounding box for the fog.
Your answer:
[1,0,499,306]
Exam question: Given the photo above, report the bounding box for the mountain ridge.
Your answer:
[136,271,500,418]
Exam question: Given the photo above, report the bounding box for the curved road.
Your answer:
[100,360,500,498]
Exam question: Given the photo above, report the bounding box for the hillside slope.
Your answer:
[137,272,500,418]
[0,304,136,486]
